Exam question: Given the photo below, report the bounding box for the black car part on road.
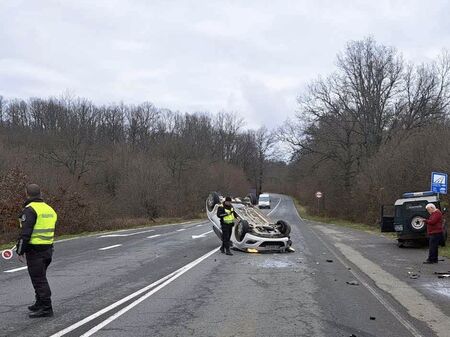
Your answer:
[276,220,291,236]
[235,220,250,242]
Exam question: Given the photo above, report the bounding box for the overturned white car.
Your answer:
[206,192,293,253]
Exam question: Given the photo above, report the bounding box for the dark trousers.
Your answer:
[221,223,233,250]
[27,248,53,307]
[428,233,443,262]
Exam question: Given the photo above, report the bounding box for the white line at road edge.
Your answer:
[147,234,161,239]
[99,229,155,238]
[4,266,27,273]
[267,196,282,216]
[98,244,122,251]
[50,247,219,337]
[53,220,206,244]
[176,228,186,232]
[309,228,423,337]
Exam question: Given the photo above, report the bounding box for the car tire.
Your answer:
[207,192,220,212]
[276,220,291,236]
[409,215,427,233]
[235,220,251,242]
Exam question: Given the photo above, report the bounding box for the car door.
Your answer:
[380,205,395,232]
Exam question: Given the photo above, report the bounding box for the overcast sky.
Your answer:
[1,0,449,129]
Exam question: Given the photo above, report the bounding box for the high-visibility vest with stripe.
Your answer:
[27,202,57,245]
[223,206,235,224]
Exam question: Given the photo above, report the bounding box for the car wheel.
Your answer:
[409,215,426,233]
[397,240,405,248]
[207,192,220,212]
[235,220,250,242]
[276,220,291,236]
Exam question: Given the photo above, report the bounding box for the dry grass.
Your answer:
[295,200,450,258]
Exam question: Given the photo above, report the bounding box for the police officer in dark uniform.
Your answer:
[16,184,57,318]
[217,196,239,256]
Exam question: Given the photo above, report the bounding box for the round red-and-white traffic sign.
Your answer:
[1,250,13,260]
[315,191,323,199]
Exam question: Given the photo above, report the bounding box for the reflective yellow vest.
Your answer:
[27,202,57,245]
[223,206,235,224]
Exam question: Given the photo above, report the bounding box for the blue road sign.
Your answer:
[431,172,448,194]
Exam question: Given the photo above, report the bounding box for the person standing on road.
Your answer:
[423,203,444,264]
[16,184,57,318]
[217,196,239,256]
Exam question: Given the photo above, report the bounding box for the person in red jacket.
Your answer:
[422,203,443,264]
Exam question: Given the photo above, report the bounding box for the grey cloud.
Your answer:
[1,0,449,128]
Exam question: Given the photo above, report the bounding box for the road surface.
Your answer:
[1,195,449,337]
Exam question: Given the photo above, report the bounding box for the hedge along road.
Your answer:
[0,195,447,337]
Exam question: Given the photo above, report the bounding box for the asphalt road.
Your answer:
[0,195,449,337]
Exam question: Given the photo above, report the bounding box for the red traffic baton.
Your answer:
[1,245,16,260]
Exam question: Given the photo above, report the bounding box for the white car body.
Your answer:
[206,193,292,252]
[258,193,271,209]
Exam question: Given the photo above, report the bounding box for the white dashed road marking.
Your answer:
[98,244,122,251]
[147,234,162,239]
[192,230,213,239]
[4,266,27,273]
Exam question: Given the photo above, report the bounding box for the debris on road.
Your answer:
[437,274,450,279]
[326,259,333,263]
[434,271,450,275]
[346,280,359,286]
[370,316,376,320]
[408,271,420,279]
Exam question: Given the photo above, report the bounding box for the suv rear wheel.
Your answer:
[409,215,426,233]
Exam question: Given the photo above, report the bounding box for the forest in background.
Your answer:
[1,37,449,244]
[282,38,450,224]
[0,97,282,244]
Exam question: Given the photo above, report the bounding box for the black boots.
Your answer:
[220,245,233,255]
[28,301,53,318]
[28,302,41,312]
[29,306,53,318]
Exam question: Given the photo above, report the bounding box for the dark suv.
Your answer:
[381,191,448,247]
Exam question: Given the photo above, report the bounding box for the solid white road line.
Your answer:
[310,227,423,337]
[4,266,27,273]
[176,228,186,232]
[147,234,161,239]
[99,229,155,238]
[79,247,219,337]
[51,247,219,337]
[267,197,282,216]
[196,224,204,227]
[98,244,122,251]
[192,230,213,239]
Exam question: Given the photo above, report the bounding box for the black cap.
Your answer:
[26,184,41,198]
[225,196,232,202]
